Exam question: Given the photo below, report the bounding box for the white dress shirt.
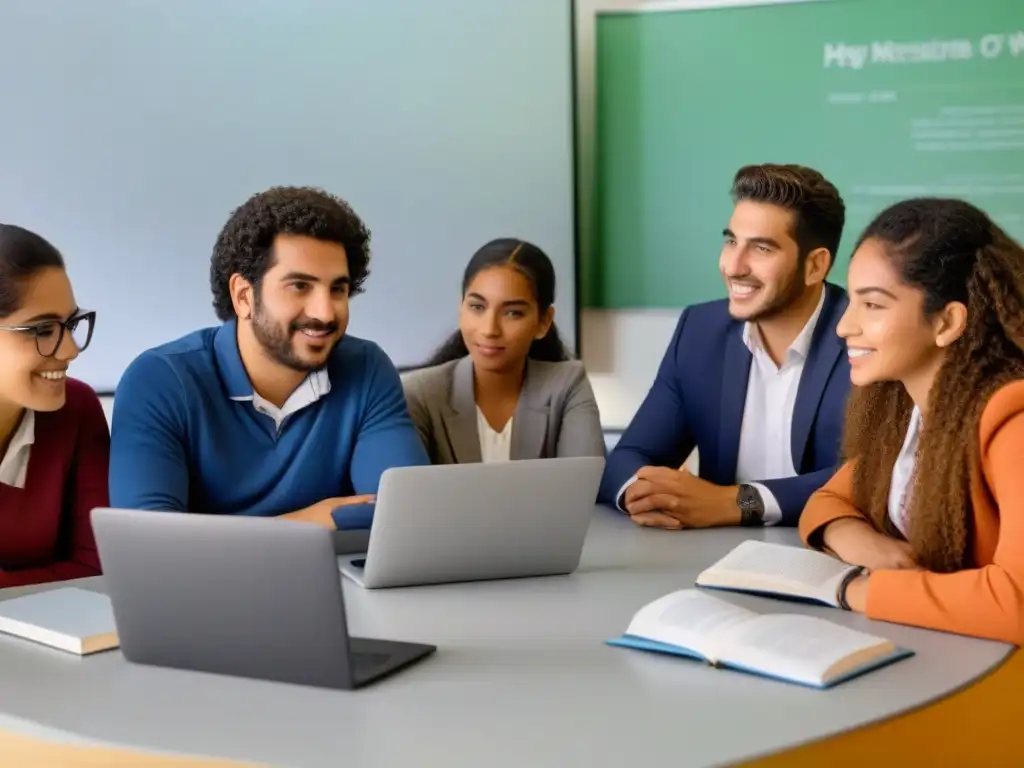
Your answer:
[477,407,512,463]
[887,406,921,537]
[617,289,826,526]
[733,288,826,524]
[0,410,36,489]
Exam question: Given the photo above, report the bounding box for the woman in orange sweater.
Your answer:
[799,197,1024,645]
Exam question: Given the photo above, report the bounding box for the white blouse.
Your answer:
[476,407,512,463]
[0,410,35,489]
[887,406,922,536]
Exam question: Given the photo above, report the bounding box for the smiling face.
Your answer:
[838,237,965,399]
[719,200,813,322]
[233,234,351,372]
[0,267,83,412]
[459,265,553,374]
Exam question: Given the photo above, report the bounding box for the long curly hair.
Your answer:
[843,198,1024,572]
[209,186,371,322]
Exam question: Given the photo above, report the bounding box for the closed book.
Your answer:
[0,587,118,655]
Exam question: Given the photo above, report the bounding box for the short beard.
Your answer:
[732,261,808,324]
[251,292,337,373]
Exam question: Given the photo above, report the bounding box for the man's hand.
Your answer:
[282,495,376,529]
[628,511,684,530]
[822,517,917,571]
[624,467,739,529]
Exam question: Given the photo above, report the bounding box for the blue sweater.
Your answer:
[108,321,430,529]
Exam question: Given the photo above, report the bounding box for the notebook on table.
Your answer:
[0,587,119,655]
[695,540,865,607]
[607,589,912,689]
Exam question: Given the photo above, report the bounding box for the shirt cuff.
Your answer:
[615,474,638,512]
[749,482,782,526]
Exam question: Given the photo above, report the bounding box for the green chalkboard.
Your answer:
[589,0,1024,309]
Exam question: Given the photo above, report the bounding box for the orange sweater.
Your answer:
[800,381,1024,645]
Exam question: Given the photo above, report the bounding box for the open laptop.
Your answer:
[339,456,605,589]
[90,507,435,690]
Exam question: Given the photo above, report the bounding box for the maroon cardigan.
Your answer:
[0,378,108,587]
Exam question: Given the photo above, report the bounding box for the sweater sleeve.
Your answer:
[108,352,191,512]
[0,383,107,588]
[333,343,430,529]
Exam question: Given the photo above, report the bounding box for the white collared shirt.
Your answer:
[0,410,36,489]
[477,407,512,463]
[733,288,826,524]
[616,288,826,526]
[888,406,921,537]
[230,368,331,432]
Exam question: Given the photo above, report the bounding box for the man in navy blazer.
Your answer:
[599,164,851,529]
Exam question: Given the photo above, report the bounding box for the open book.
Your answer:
[0,587,119,655]
[607,589,911,688]
[695,540,862,607]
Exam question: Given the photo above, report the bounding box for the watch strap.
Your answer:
[836,566,866,610]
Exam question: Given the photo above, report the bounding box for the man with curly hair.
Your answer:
[108,186,429,529]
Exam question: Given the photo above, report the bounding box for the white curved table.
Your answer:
[0,507,1010,767]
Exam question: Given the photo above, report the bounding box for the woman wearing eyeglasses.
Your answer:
[0,224,105,587]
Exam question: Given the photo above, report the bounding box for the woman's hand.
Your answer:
[822,517,917,571]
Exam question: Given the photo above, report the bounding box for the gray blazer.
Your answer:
[401,356,605,464]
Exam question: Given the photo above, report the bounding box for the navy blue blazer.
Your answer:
[598,283,851,526]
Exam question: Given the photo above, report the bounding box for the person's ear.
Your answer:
[230,274,254,321]
[934,301,968,348]
[803,247,831,285]
[536,306,555,340]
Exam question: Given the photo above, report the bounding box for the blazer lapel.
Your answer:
[443,356,483,464]
[511,359,548,460]
[791,285,846,470]
[717,323,752,481]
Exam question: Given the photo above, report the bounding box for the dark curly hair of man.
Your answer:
[209,186,371,322]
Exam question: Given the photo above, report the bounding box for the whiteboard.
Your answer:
[0,0,577,391]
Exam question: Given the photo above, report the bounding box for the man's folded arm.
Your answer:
[757,467,838,527]
[599,310,695,508]
[337,344,431,529]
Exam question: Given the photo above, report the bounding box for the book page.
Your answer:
[696,541,856,606]
[625,589,758,661]
[717,613,896,687]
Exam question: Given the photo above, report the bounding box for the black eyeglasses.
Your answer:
[0,310,96,358]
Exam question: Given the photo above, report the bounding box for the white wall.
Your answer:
[2,0,576,391]
[100,1,773,433]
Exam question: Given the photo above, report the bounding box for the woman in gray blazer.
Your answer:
[402,238,605,464]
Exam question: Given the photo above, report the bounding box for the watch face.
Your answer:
[740,486,760,509]
[738,485,764,524]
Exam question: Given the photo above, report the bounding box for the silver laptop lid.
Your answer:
[352,456,605,588]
